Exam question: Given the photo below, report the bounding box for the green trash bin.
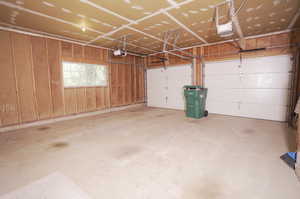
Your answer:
[184,85,208,119]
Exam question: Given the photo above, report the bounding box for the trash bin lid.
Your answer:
[184,85,206,90]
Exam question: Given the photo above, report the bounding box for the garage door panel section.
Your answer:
[205,75,241,89]
[239,104,288,121]
[147,68,167,108]
[205,60,240,75]
[240,89,290,106]
[147,65,191,110]
[241,74,291,89]
[207,88,241,103]
[206,101,240,117]
[166,66,191,110]
[205,55,291,121]
[241,55,292,74]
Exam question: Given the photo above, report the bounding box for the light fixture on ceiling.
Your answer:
[81,25,86,32]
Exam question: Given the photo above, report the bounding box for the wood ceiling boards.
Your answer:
[0,0,299,55]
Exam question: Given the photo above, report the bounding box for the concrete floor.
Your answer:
[0,106,299,199]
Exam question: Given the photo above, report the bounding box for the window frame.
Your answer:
[62,60,109,88]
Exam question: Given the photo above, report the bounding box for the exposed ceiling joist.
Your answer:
[163,11,207,44]
[166,50,192,60]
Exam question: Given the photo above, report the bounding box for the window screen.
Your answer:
[63,61,107,87]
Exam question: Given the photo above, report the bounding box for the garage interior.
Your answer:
[0,0,300,198]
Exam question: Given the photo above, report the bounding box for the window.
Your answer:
[63,61,107,87]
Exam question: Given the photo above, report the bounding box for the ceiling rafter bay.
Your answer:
[0,0,299,55]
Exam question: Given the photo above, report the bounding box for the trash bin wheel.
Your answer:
[204,110,208,117]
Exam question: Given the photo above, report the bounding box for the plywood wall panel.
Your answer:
[73,44,84,59]
[64,88,77,115]
[31,36,53,119]
[76,88,87,113]
[0,31,19,126]
[256,36,271,48]
[86,87,97,111]
[117,64,125,106]
[271,33,290,47]
[0,30,144,127]
[110,63,119,106]
[84,46,99,61]
[137,64,145,102]
[102,49,108,63]
[125,64,132,105]
[47,39,65,117]
[96,87,105,109]
[11,33,37,123]
[104,87,110,108]
[61,42,73,58]
[132,58,137,102]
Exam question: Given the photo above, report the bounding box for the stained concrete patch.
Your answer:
[51,142,69,148]
[156,114,168,118]
[0,172,91,199]
[243,128,255,134]
[182,178,227,199]
[115,146,143,159]
[37,126,51,131]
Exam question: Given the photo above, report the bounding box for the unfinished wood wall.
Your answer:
[0,30,145,127]
[147,49,193,68]
[110,54,145,107]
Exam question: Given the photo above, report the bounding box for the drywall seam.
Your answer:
[127,26,193,59]
[45,37,54,119]
[86,0,194,43]
[29,34,39,121]
[288,8,300,29]
[147,29,292,56]
[231,0,244,39]
[0,23,99,45]
[127,26,192,53]
[0,2,154,54]
[0,1,103,34]
[163,11,207,44]
[0,103,145,133]
[9,31,22,124]
[79,0,135,24]
[87,25,126,44]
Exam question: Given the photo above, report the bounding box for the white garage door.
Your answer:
[204,55,292,121]
[147,64,192,110]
